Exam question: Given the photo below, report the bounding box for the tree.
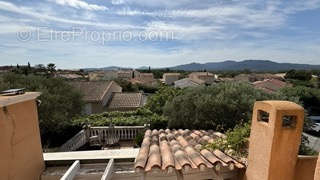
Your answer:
[280,86,320,116]
[114,79,138,92]
[47,63,56,77]
[285,69,312,81]
[0,73,84,147]
[163,82,294,131]
[145,86,182,115]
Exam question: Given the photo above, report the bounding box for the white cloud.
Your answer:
[51,0,108,11]
[111,0,125,5]
[0,1,138,29]
[0,23,36,34]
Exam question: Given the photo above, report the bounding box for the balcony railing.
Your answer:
[59,125,148,152]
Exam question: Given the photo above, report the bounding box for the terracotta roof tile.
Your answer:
[69,81,113,102]
[107,92,144,110]
[134,129,245,173]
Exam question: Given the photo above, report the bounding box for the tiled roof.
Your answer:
[69,81,112,102]
[135,129,245,173]
[163,73,180,77]
[253,79,289,93]
[189,72,214,76]
[108,93,144,110]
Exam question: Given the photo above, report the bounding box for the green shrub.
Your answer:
[146,86,183,115]
[205,123,250,158]
[164,82,282,131]
[72,108,168,129]
[134,131,145,147]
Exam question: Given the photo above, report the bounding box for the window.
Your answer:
[258,110,269,123]
[282,115,297,128]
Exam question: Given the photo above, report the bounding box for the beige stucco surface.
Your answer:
[0,93,44,180]
[245,101,304,180]
[294,156,318,180]
[315,154,320,180]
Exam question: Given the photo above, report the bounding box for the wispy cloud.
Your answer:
[50,0,108,11]
[111,0,125,5]
[0,1,138,29]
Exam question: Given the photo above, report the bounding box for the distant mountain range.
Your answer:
[169,60,320,71]
[84,60,320,72]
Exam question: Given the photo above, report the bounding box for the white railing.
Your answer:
[59,130,87,152]
[59,125,147,152]
[89,126,146,141]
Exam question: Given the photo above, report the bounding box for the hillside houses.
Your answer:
[88,70,136,81]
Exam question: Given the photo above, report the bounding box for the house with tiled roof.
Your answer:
[189,72,217,85]
[69,81,122,114]
[162,73,180,85]
[174,78,202,88]
[107,92,147,111]
[131,73,158,86]
[252,78,291,93]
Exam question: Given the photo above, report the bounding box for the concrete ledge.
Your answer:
[44,149,139,161]
[0,92,41,107]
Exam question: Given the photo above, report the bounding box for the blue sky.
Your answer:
[0,0,320,69]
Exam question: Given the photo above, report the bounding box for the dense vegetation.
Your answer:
[163,83,284,131]
[0,72,84,147]
[285,69,313,81]
[145,86,183,115]
[280,86,320,116]
[72,108,168,129]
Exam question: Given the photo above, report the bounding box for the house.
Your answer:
[117,70,134,80]
[162,73,180,85]
[189,72,217,85]
[56,73,83,79]
[174,78,201,88]
[88,71,118,81]
[131,73,157,86]
[0,65,13,73]
[252,78,290,93]
[107,92,147,111]
[136,73,154,82]
[69,81,122,114]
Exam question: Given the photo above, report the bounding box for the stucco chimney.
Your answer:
[245,101,304,180]
[0,92,44,180]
